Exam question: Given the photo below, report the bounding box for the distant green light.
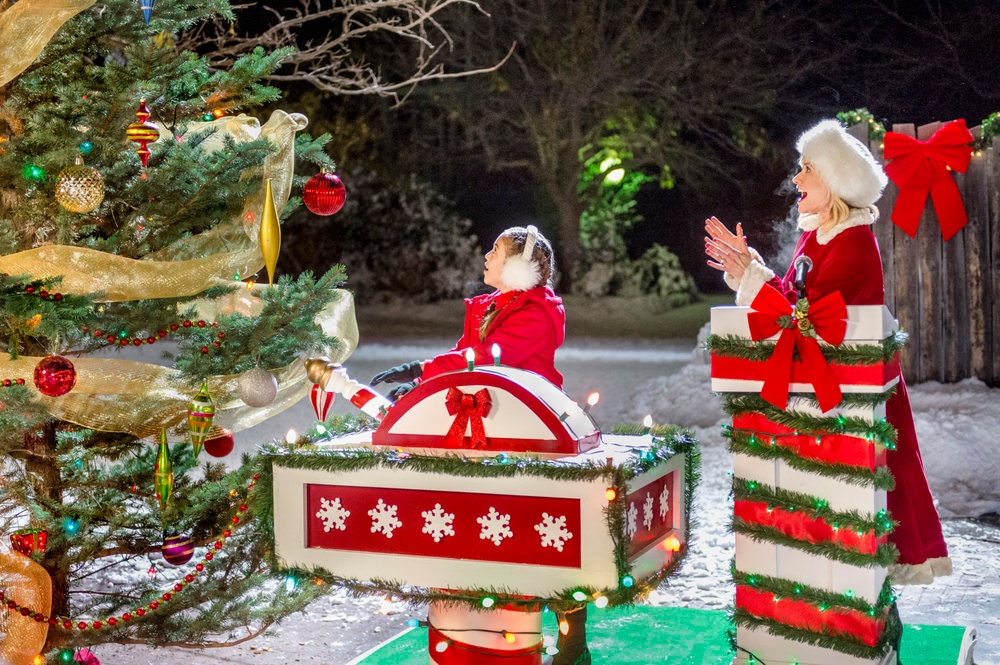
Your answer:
[602,168,625,186]
[598,157,621,172]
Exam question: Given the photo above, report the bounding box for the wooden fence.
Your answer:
[856,122,1000,387]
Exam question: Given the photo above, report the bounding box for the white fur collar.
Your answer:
[797,207,877,245]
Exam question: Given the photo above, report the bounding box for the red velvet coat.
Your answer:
[771,225,884,305]
[765,224,948,568]
[420,286,566,388]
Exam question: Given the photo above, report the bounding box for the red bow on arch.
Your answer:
[747,285,848,413]
[883,119,974,241]
[444,387,492,448]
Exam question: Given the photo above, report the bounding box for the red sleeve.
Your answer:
[420,299,557,380]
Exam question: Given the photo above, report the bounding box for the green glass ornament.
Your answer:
[154,428,173,510]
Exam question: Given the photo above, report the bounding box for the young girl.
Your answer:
[371,224,566,396]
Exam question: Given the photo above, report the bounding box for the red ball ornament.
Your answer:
[33,355,77,397]
[161,534,195,566]
[203,429,235,458]
[302,172,346,216]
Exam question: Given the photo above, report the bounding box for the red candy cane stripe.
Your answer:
[732,413,886,471]
[734,499,885,554]
[737,585,887,646]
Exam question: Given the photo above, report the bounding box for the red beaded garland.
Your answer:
[5,470,261,631]
[91,319,225,350]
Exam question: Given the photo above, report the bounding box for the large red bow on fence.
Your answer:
[883,119,974,241]
[444,387,492,448]
[747,285,848,413]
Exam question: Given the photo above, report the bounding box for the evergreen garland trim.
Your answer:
[733,570,896,615]
[261,427,690,483]
[281,547,690,614]
[260,427,700,611]
[734,607,899,661]
[721,391,896,419]
[732,478,897,536]
[727,433,896,491]
[706,331,906,365]
[722,394,898,444]
[732,519,899,568]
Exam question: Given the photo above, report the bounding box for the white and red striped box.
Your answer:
[713,305,898,665]
[710,305,900,395]
[271,433,687,597]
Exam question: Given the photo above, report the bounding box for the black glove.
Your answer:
[370,360,423,386]
[387,381,417,402]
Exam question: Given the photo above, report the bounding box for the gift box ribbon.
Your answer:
[884,119,974,241]
[747,285,847,412]
[444,387,492,448]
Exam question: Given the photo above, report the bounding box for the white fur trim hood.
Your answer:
[796,120,888,208]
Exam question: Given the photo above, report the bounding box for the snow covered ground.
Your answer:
[93,334,1000,664]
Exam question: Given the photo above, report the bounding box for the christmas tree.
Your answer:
[0,0,359,660]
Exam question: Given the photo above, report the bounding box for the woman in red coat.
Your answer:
[370,223,566,393]
[705,119,950,585]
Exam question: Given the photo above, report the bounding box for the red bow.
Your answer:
[444,387,492,448]
[747,285,847,412]
[883,119,974,241]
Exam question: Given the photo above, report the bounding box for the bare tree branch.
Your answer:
[176,0,512,105]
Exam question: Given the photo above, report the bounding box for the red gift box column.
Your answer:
[711,304,900,665]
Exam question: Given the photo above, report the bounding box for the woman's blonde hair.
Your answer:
[827,192,880,227]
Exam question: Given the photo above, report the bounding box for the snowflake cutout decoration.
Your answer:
[659,486,670,523]
[534,512,573,552]
[315,497,350,532]
[642,492,654,531]
[368,498,403,538]
[627,501,638,540]
[421,503,455,543]
[477,507,513,546]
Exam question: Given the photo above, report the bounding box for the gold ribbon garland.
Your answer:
[0,544,52,665]
[0,0,96,88]
[0,286,358,440]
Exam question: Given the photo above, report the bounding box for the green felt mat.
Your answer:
[351,605,970,665]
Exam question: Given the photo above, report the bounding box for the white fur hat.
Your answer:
[796,120,888,208]
[500,225,542,291]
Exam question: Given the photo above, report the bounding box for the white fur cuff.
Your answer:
[735,259,775,306]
